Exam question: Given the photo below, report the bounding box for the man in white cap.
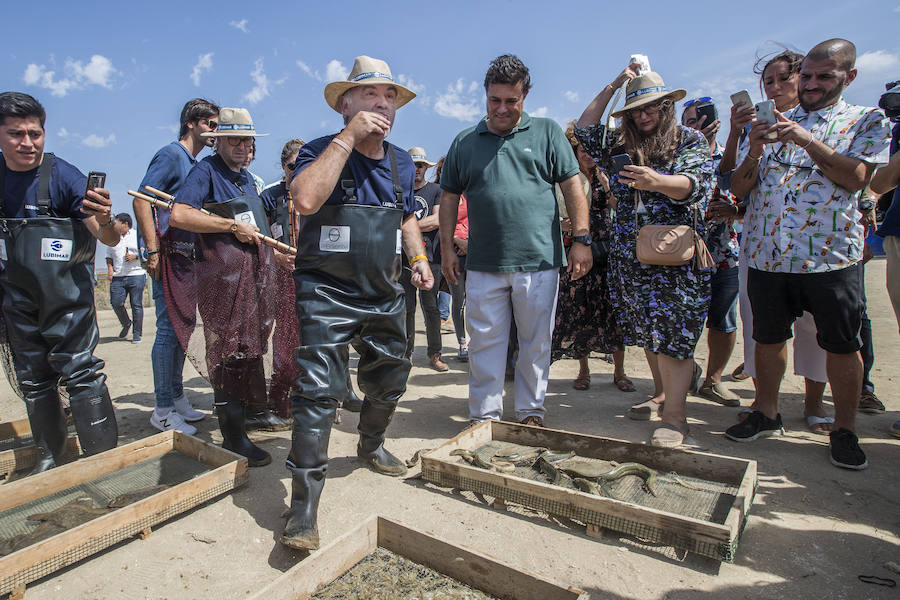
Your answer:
[401,146,448,371]
[282,55,433,550]
[169,107,284,467]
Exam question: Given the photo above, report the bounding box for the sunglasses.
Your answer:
[286,161,298,171]
[225,136,254,147]
[200,118,218,130]
[682,97,712,109]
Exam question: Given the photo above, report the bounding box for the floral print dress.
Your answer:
[574,124,713,360]
[551,172,623,361]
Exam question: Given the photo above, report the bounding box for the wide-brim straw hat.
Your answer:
[407,147,436,167]
[201,107,269,137]
[610,72,686,119]
[324,56,416,114]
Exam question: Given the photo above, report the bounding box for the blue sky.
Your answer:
[4,0,899,224]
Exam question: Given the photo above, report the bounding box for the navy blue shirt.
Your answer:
[877,123,900,238]
[292,135,416,217]
[0,152,87,219]
[176,154,260,210]
[138,142,198,239]
[260,180,287,215]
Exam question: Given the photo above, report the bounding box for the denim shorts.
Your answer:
[706,267,739,333]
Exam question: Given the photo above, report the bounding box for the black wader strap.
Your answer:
[339,161,357,204]
[37,153,54,217]
[387,146,403,207]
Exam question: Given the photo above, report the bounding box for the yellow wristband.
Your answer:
[409,254,427,265]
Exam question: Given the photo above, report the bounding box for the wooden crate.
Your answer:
[0,430,248,597]
[0,418,80,481]
[251,516,587,600]
[421,421,757,562]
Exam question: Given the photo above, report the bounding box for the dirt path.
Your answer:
[1,259,898,599]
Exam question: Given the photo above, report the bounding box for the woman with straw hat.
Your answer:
[575,63,714,447]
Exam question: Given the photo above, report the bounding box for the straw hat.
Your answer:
[610,72,686,119]
[407,147,436,167]
[201,107,268,137]
[324,56,416,114]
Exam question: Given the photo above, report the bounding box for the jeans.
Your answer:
[438,291,450,321]
[859,263,875,393]
[110,274,146,339]
[151,277,186,408]
[448,260,467,347]
[401,266,442,358]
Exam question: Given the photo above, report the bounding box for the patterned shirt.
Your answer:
[705,143,740,271]
[738,98,891,273]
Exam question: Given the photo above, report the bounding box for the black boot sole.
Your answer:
[280,531,319,551]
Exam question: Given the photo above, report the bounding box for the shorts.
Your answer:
[706,267,739,332]
[747,265,863,354]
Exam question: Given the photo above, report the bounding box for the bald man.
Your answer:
[727,39,891,470]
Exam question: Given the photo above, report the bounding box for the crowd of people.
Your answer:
[0,36,897,552]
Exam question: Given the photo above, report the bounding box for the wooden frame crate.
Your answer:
[0,418,79,480]
[421,421,757,562]
[252,516,588,600]
[0,430,248,597]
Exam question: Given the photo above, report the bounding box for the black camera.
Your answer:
[880,81,900,123]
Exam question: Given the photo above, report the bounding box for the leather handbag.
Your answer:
[634,191,715,269]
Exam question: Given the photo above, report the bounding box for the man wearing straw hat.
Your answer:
[167,106,287,467]
[282,55,432,550]
[401,146,448,371]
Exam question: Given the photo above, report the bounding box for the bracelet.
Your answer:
[800,134,814,149]
[409,254,427,266]
[100,217,116,228]
[331,137,352,154]
[146,249,159,256]
[746,152,761,162]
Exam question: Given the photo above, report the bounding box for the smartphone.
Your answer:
[730,90,752,110]
[695,102,718,127]
[754,100,778,140]
[85,171,106,195]
[629,54,651,76]
[611,153,633,174]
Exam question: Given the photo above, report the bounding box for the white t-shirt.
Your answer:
[106,229,146,277]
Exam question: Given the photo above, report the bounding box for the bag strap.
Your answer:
[387,145,403,207]
[338,149,357,204]
[37,153,54,216]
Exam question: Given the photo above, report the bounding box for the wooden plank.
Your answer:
[250,517,379,600]
[377,517,586,600]
[0,453,246,589]
[0,432,176,512]
[0,437,80,479]
[724,459,758,543]
[0,419,32,439]
[173,431,246,469]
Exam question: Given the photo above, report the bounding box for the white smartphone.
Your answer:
[629,54,651,76]
[754,100,778,140]
[731,90,752,110]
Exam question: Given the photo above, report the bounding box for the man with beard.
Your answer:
[727,39,891,470]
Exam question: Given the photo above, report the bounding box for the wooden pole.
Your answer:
[128,188,297,255]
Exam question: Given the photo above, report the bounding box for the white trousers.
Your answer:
[738,260,827,382]
[466,269,559,421]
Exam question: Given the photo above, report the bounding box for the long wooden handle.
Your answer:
[131,187,297,255]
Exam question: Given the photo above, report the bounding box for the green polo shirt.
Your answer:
[440,112,579,272]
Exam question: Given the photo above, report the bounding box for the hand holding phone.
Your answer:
[754,100,778,140]
[730,90,752,110]
[611,153,633,175]
[695,102,718,129]
[85,171,106,196]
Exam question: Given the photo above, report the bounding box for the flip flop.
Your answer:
[805,415,835,435]
[627,398,663,421]
[613,375,636,392]
[572,375,591,391]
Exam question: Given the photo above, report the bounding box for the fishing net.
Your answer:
[160,233,297,416]
[0,309,23,400]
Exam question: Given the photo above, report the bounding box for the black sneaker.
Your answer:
[724,410,784,442]
[829,428,868,470]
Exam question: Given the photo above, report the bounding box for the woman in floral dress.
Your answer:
[551,123,629,392]
[575,64,713,447]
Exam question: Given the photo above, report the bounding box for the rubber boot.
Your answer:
[343,369,363,413]
[281,402,334,550]
[357,399,406,476]
[214,390,271,467]
[25,387,69,474]
[245,407,291,432]
[69,389,118,457]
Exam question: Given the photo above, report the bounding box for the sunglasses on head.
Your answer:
[682,97,712,109]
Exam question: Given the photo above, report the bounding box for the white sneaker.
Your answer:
[150,408,197,435]
[173,394,205,422]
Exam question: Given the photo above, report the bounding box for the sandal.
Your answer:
[572,374,591,391]
[650,422,690,448]
[613,375,636,392]
[627,398,663,421]
[805,415,835,435]
[731,363,750,381]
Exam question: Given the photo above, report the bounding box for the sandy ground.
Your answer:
[1,259,899,600]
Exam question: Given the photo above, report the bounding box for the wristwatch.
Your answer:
[572,233,593,246]
[859,199,875,211]
[230,221,239,234]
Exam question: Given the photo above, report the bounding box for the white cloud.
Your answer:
[296,60,322,81]
[23,54,118,97]
[325,59,349,82]
[229,19,248,33]
[531,106,549,118]
[397,74,424,94]
[563,90,580,103]
[57,127,70,139]
[894,4,900,11]
[434,78,482,122]
[243,58,284,105]
[82,133,116,148]
[857,50,900,76]
[190,52,213,87]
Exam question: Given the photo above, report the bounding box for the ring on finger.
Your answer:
[627,181,635,188]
